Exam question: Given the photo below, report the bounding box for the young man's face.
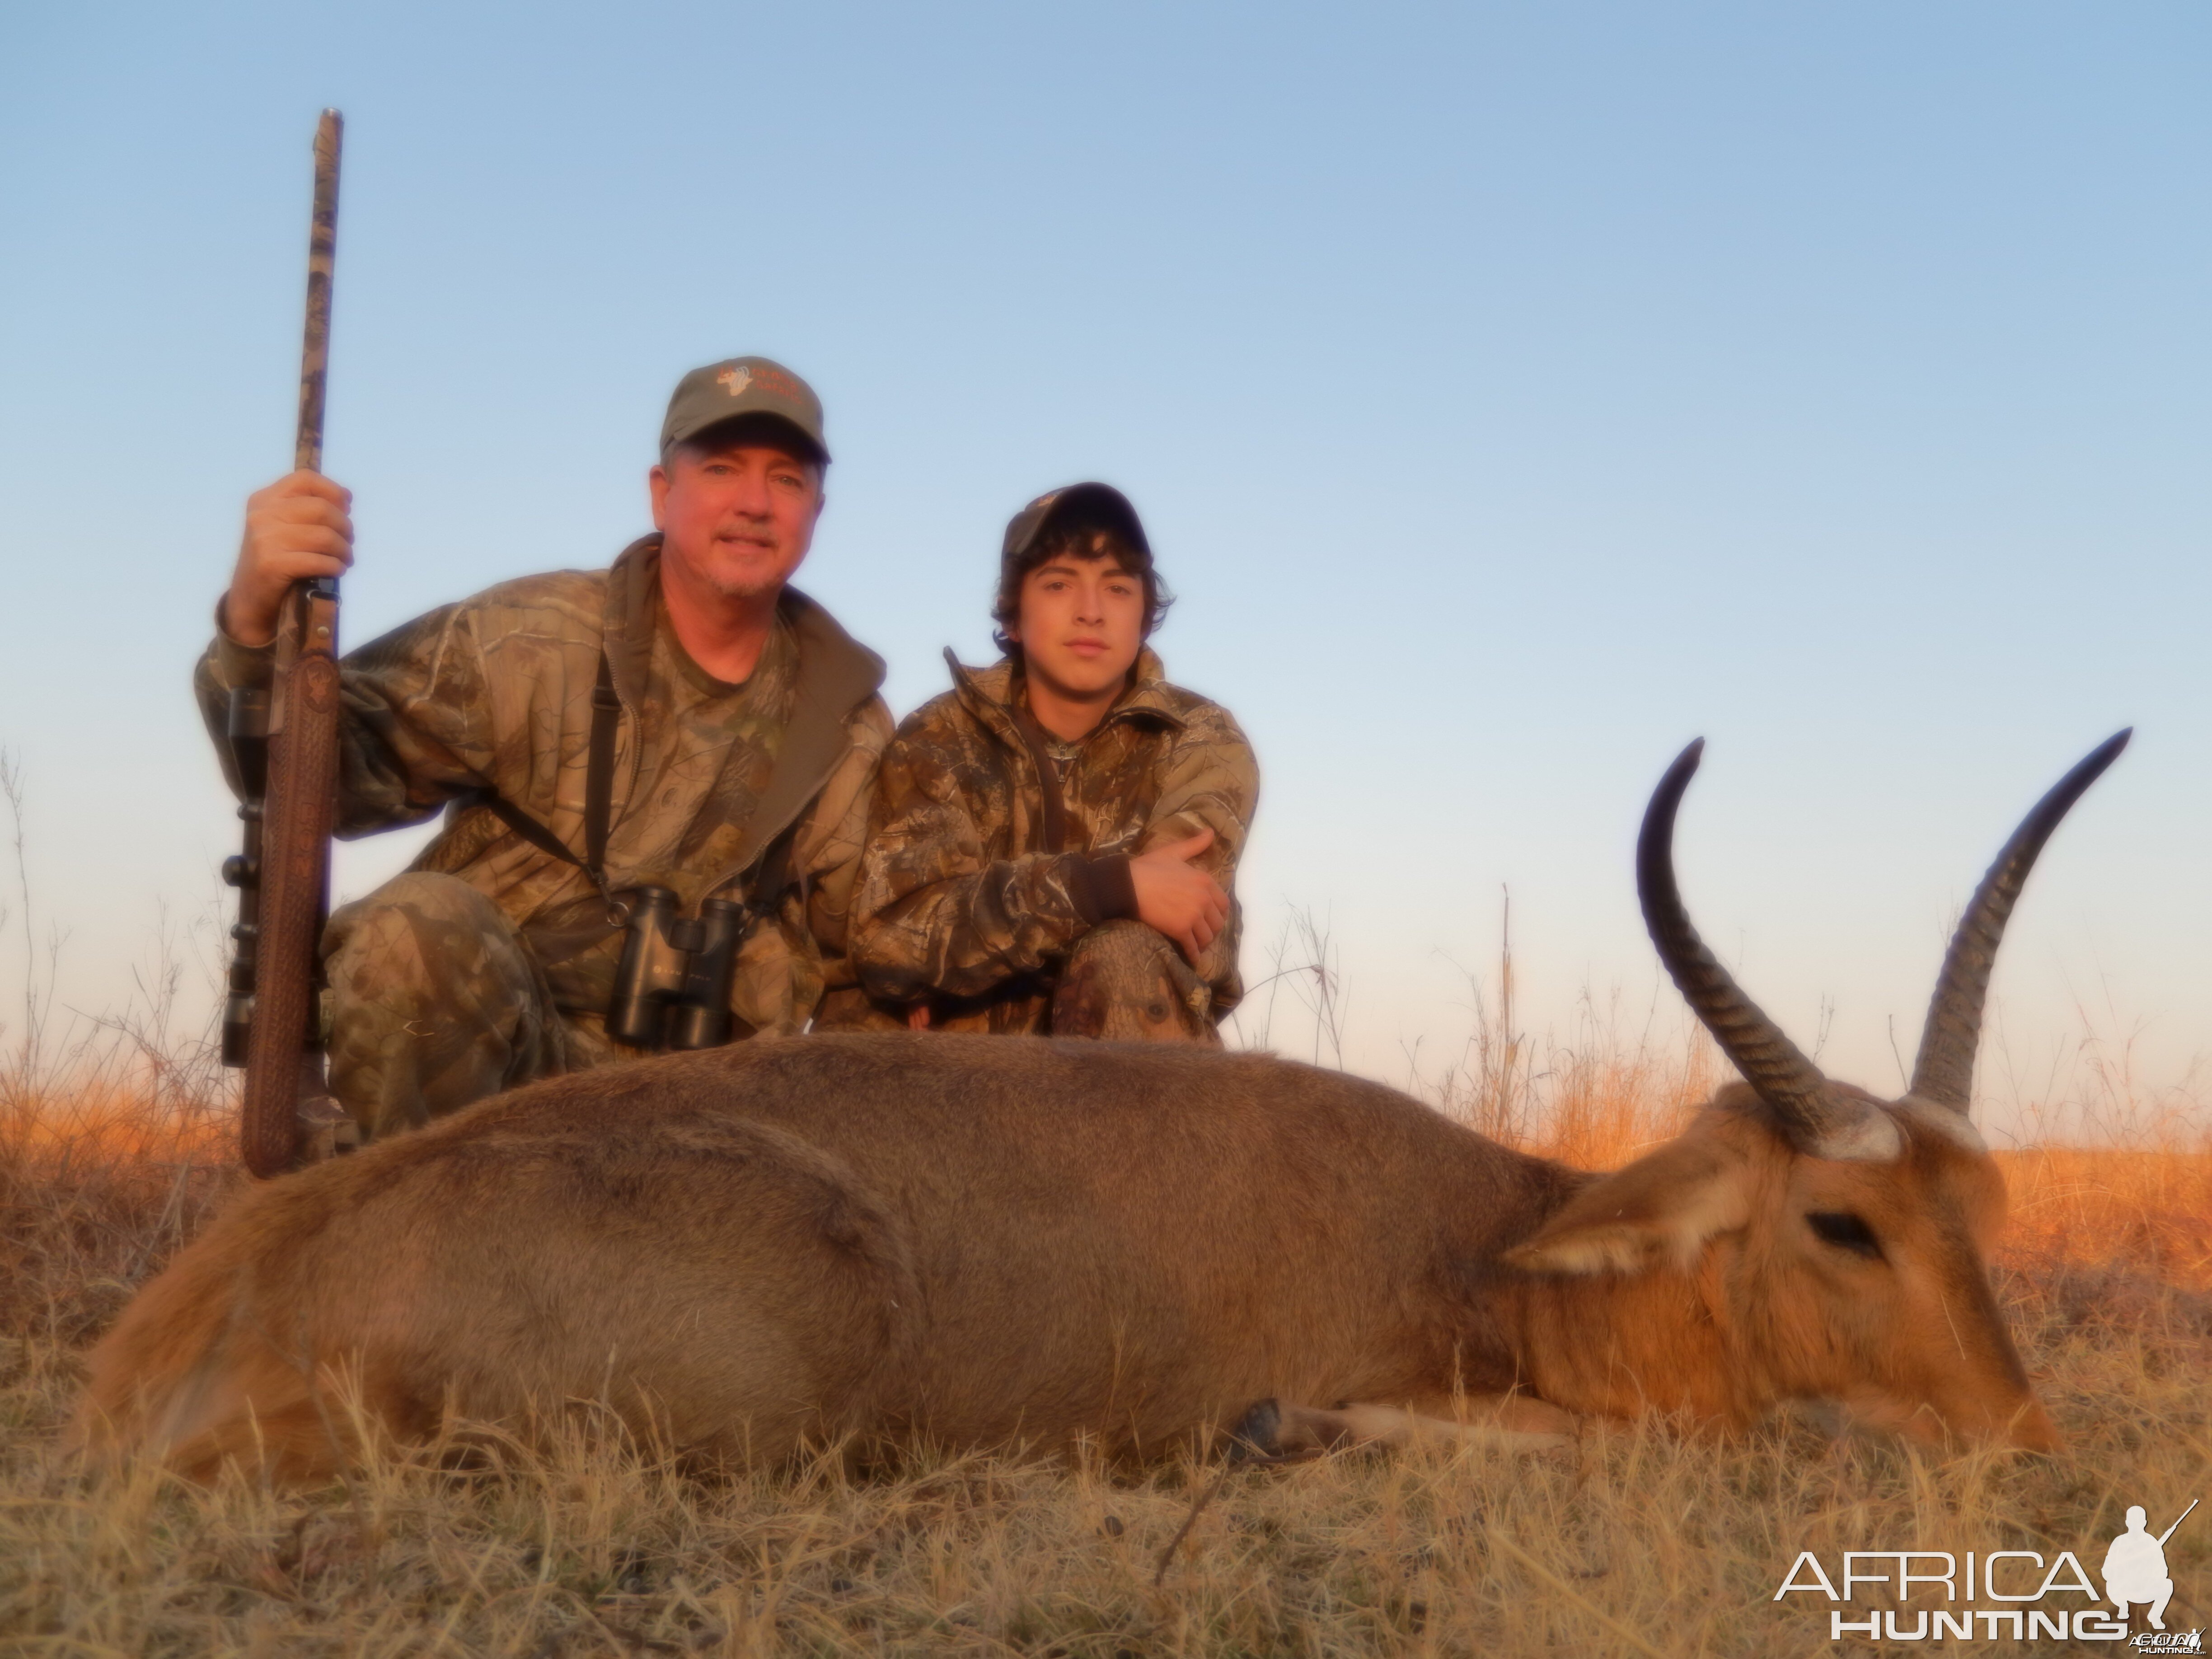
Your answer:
[649,435,824,603]
[1008,549,1147,702]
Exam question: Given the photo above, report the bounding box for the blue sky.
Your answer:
[2,3,2205,1129]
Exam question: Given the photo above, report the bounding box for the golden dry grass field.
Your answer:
[1,1023,2206,1657]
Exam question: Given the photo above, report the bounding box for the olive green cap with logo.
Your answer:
[660,356,830,464]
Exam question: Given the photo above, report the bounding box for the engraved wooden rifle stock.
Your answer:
[222,109,355,1176]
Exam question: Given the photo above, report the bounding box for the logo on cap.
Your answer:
[717,367,752,398]
[751,365,804,401]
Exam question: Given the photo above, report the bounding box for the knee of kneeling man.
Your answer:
[1068,917,1176,965]
[1056,920,1213,1043]
[324,872,516,976]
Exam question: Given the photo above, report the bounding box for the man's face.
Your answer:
[1007,547,1146,701]
[649,436,824,603]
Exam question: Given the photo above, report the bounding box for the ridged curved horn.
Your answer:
[1910,730,2132,1115]
[1639,740,1863,1152]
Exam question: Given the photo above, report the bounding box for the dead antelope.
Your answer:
[74,734,2128,1481]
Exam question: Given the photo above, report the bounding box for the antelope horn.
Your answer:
[1639,741,1893,1159]
[1910,730,2132,1115]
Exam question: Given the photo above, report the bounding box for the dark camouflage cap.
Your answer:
[1001,482,1152,568]
[661,356,830,463]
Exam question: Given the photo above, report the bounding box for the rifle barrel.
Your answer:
[2158,1497,2198,1546]
[296,111,341,476]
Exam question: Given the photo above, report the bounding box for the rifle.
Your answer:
[2158,1498,2199,1547]
[221,110,354,1177]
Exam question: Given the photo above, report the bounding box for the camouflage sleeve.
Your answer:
[1139,705,1261,1003]
[193,599,498,839]
[792,693,895,984]
[848,728,1105,1005]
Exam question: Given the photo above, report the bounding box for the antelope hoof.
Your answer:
[1229,1398,1288,1461]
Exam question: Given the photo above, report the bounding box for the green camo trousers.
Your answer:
[321,872,610,1143]
[1046,919,1223,1045]
[323,881,1214,1143]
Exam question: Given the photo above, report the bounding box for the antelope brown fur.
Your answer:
[74,734,2129,1481]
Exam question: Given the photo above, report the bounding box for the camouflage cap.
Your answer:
[1001,482,1152,568]
[661,356,830,464]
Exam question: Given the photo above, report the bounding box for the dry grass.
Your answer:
[1,1022,2207,1656]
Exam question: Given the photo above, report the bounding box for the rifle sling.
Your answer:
[585,651,619,877]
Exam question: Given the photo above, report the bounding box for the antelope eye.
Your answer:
[1806,1210,1883,1260]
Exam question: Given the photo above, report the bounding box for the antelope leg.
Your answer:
[1234,1393,1574,1457]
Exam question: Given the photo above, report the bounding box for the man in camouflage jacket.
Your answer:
[826,484,1257,1041]
[198,358,891,1140]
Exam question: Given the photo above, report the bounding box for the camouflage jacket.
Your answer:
[843,648,1258,1032]
[195,536,892,1039]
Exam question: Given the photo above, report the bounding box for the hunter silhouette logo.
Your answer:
[2107,1500,2196,1633]
[717,366,751,397]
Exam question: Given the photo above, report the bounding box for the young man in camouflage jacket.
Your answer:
[824,484,1258,1041]
[197,358,892,1140]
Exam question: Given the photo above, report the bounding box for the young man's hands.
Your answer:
[1129,827,1229,965]
[225,471,355,647]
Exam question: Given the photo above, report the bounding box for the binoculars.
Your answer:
[606,886,745,1050]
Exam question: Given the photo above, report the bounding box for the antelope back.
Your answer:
[75,1036,1570,1479]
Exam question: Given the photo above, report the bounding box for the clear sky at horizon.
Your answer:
[2,3,2205,1136]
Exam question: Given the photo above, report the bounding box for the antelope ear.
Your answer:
[1506,1134,1753,1275]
